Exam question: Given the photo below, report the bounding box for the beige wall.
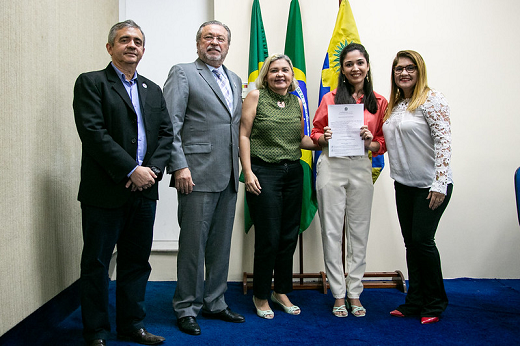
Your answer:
[0,0,118,336]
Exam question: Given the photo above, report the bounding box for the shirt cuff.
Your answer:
[127,165,138,177]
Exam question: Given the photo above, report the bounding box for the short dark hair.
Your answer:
[108,20,145,46]
[195,20,231,45]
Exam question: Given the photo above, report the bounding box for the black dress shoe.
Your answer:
[117,328,165,345]
[177,316,201,335]
[201,307,245,323]
[88,340,106,346]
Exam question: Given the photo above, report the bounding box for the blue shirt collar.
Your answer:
[111,63,137,84]
[206,63,224,75]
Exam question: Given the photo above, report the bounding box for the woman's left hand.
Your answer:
[427,191,445,210]
[244,171,262,195]
[360,125,373,148]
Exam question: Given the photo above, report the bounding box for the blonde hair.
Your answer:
[256,54,298,93]
[385,50,430,121]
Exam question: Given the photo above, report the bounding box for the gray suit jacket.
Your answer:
[163,58,242,192]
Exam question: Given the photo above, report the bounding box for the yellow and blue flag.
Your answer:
[284,0,317,232]
[319,0,360,101]
[317,0,384,183]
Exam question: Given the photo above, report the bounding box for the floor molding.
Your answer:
[0,279,80,343]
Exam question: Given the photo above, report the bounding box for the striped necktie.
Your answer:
[212,69,233,112]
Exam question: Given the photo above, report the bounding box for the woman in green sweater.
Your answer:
[239,54,319,319]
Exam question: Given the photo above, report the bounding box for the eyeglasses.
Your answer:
[394,65,416,74]
[202,35,227,43]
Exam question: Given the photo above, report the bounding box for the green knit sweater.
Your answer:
[250,88,302,163]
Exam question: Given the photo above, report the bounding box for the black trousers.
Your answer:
[80,194,156,341]
[247,159,303,299]
[394,181,453,317]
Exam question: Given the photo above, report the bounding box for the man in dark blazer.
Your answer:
[163,20,244,335]
[73,20,172,346]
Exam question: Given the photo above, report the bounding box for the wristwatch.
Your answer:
[148,166,163,181]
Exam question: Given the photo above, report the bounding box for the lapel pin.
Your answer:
[142,83,147,88]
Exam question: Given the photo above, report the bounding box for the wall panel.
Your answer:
[0,0,118,336]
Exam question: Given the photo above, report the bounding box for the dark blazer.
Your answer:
[73,63,173,208]
[163,59,242,192]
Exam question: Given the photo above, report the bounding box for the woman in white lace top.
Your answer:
[382,50,453,325]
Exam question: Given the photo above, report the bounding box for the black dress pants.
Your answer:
[80,194,156,341]
[247,159,303,299]
[394,181,453,317]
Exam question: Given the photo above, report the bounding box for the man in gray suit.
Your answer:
[163,20,244,335]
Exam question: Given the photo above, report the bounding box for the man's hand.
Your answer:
[126,166,157,191]
[174,167,195,194]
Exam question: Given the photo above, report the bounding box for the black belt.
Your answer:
[250,157,299,166]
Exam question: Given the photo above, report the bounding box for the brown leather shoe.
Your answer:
[88,340,106,346]
[117,328,165,345]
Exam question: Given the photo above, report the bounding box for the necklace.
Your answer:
[268,87,288,108]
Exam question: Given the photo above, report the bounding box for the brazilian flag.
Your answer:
[284,0,317,233]
[247,0,269,89]
[243,0,269,232]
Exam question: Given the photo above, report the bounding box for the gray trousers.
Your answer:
[172,179,237,318]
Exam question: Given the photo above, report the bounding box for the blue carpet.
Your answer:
[2,279,520,345]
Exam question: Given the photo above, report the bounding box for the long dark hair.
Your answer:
[334,43,378,114]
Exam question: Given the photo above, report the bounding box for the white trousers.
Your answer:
[316,149,374,299]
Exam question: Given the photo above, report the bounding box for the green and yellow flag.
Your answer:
[243,0,269,232]
[247,0,269,89]
[284,0,317,232]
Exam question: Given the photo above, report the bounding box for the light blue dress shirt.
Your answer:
[207,64,233,113]
[111,63,147,176]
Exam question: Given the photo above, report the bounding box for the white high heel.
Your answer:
[271,292,301,315]
[332,304,348,317]
[253,296,274,319]
[346,299,366,317]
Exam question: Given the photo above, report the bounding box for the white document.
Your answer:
[328,104,365,157]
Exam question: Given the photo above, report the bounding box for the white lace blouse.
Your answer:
[383,89,452,194]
